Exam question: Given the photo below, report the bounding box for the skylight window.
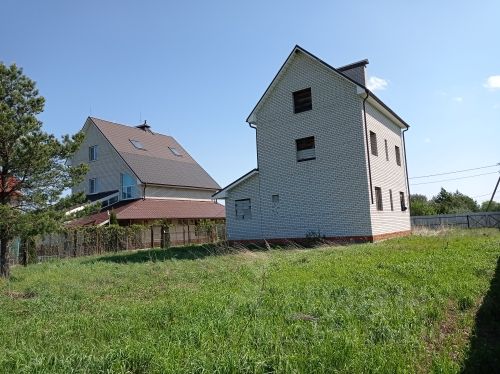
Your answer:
[169,147,182,157]
[130,139,145,150]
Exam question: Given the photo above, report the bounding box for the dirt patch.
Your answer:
[5,290,37,300]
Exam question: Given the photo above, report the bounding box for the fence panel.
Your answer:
[411,212,500,229]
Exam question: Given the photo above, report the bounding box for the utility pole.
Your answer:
[486,175,500,211]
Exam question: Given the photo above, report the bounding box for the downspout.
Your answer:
[362,90,374,204]
[402,127,411,211]
[143,183,146,200]
[249,121,264,239]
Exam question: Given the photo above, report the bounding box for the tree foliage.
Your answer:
[0,62,87,277]
[410,188,480,216]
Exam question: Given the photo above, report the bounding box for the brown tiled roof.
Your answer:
[89,117,220,190]
[67,199,225,226]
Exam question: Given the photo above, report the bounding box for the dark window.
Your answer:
[130,139,146,150]
[389,189,394,211]
[89,178,97,194]
[384,139,389,161]
[375,187,383,211]
[296,136,316,162]
[89,145,98,161]
[293,88,312,113]
[370,131,378,156]
[235,199,251,220]
[400,192,407,211]
[395,146,401,166]
[272,194,279,204]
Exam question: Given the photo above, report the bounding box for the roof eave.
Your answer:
[212,169,259,199]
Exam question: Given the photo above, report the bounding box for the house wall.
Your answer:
[72,119,140,199]
[144,185,215,200]
[250,52,373,240]
[364,103,411,235]
[225,173,262,240]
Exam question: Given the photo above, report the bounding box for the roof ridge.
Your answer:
[90,116,174,139]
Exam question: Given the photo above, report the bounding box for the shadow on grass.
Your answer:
[92,244,229,263]
[462,257,500,373]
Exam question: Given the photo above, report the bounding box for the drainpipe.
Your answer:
[249,121,264,239]
[143,183,146,200]
[402,127,411,211]
[362,90,374,204]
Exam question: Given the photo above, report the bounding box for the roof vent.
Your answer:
[136,120,151,132]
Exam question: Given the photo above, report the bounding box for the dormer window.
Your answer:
[293,88,312,113]
[169,147,182,157]
[130,139,145,150]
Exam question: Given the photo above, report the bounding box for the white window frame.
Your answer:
[89,145,98,161]
[89,178,97,194]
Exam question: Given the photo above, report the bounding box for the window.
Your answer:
[130,139,145,150]
[235,199,251,220]
[395,146,401,166]
[272,194,279,204]
[384,139,389,161]
[375,187,383,211]
[370,131,378,156]
[101,196,118,208]
[89,145,98,161]
[389,189,394,211]
[121,173,135,200]
[400,192,407,211]
[89,178,97,194]
[169,147,182,157]
[296,136,316,162]
[293,88,312,113]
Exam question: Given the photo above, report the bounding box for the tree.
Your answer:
[480,200,500,212]
[0,63,87,277]
[410,194,436,216]
[432,188,479,214]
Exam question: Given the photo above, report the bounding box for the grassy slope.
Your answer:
[0,229,498,373]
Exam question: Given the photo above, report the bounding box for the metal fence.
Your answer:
[411,212,500,229]
[10,223,226,265]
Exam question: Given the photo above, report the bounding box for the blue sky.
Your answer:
[1,0,499,203]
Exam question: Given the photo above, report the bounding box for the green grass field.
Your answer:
[0,229,499,373]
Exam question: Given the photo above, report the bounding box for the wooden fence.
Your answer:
[411,212,500,229]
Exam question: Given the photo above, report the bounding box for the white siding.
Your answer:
[225,173,262,240]
[364,103,411,235]
[254,52,372,239]
[71,119,140,199]
[145,185,215,200]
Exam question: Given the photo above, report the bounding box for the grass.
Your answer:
[0,229,499,373]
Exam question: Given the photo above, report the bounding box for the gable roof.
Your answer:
[88,117,220,190]
[246,45,409,129]
[212,168,259,199]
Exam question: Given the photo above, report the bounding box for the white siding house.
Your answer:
[214,46,411,242]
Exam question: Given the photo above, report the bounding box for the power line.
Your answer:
[410,171,499,186]
[409,163,499,179]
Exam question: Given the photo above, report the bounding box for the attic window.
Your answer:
[130,139,145,150]
[296,136,316,162]
[293,88,312,113]
[169,147,182,157]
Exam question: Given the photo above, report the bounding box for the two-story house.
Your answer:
[213,45,411,242]
[70,117,224,226]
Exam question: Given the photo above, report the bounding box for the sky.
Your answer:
[1,0,499,204]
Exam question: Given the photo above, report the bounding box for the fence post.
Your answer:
[466,215,470,229]
[150,226,154,249]
[73,231,77,257]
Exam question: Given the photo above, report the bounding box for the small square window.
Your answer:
[272,194,279,204]
[89,178,97,194]
[130,139,146,150]
[293,88,312,114]
[296,136,316,162]
[169,147,182,157]
[370,131,378,156]
[89,145,98,161]
[395,146,401,166]
[235,199,251,220]
[375,187,383,211]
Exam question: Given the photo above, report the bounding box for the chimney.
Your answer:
[337,59,369,86]
[136,120,151,132]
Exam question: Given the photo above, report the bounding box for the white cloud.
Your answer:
[484,75,500,90]
[367,76,388,91]
[424,138,431,143]
[452,96,463,102]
